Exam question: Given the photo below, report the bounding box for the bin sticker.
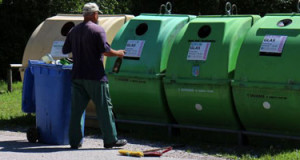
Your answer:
[124,40,145,58]
[187,42,211,61]
[259,35,287,54]
[192,66,200,77]
[50,41,68,57]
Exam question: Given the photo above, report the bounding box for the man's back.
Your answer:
[63,21,110,81]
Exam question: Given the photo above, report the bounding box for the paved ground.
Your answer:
[0,130,227,160]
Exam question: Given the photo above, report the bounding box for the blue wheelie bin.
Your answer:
[27,62,85,145]
[22,60,45,113]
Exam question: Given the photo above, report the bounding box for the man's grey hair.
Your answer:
[83,12,95,17]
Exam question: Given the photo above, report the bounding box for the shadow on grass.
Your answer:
[0,114,35,132]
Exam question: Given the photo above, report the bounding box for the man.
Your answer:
[62,2,127,149]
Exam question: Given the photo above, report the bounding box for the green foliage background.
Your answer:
[0,0,298,80]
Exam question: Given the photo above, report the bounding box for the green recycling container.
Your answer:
[105,14,195,123]
[164,15,260,130]
[232,14,300,136]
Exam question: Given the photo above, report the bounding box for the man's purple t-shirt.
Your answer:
[62,21,110,82]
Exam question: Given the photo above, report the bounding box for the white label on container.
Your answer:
[50,41,68,57]
[260,35,287,53]
[124,40,145,58]
[187,42,211,61]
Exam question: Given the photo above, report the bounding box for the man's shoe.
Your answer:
[104,139,127,148]
[70,143,82,149]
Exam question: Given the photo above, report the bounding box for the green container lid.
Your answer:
[106,14,196,76]
[234,13,300,86]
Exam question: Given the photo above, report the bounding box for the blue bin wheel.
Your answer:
[26,127,39,143]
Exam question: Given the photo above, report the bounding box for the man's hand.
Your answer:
[117,50,125,58]
[104,49,126,58]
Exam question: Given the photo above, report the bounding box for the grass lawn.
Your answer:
[0,80,35,129]
[1,80,300,160]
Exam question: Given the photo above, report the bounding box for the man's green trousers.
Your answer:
[69,79,118,147]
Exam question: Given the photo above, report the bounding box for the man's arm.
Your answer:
[104,49,125,58]
[62,35,71,54]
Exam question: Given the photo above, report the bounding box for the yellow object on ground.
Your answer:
[119,150,144,157]
[119,146,173,157]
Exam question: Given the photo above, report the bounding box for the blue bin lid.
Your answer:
[28,60,46,67]
[30,60,73,70]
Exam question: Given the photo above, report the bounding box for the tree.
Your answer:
[126,0,297,15]
[0,0,298,80]
[232,0,297,16]
[0,0,51,80]
[0,0,122,80]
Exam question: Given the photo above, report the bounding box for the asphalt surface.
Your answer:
[0,130,226,160]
